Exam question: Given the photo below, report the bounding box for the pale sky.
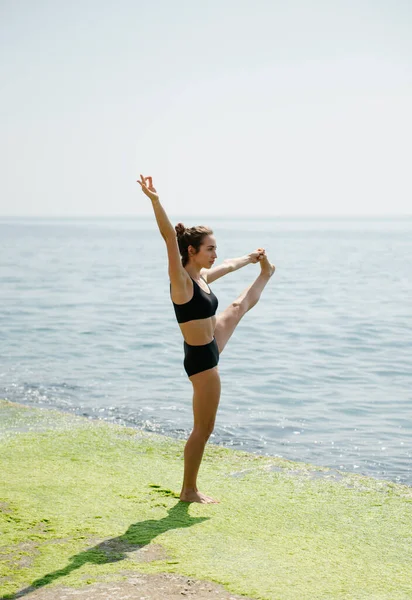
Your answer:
[1,0,411,217]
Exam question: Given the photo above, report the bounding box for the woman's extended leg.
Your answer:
[214,255,275,354]
[180,366,221,504]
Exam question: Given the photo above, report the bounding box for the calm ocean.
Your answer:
[1,217,411,485]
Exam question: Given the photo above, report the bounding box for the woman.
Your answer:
[137,174,275,504]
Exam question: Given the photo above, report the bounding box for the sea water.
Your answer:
[1,216,411,485]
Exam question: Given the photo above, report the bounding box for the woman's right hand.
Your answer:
[137,174,159,202]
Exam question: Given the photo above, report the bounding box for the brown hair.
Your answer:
[175,223,213,267]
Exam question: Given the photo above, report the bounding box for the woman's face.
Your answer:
[190,234,217,268]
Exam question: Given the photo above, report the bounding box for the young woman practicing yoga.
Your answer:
[137,174,275,504]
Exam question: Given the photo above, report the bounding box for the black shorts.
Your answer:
[183,338,220,377]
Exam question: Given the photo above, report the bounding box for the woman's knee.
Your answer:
[192,421,215,441]
[230,299,248,319]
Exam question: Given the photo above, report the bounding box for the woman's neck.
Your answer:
[185,264,202,280]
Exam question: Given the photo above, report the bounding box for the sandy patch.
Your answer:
[8,573,253,599]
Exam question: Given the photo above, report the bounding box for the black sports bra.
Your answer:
[171,276,218,324]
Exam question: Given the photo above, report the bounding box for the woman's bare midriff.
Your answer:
[178,316,216,346]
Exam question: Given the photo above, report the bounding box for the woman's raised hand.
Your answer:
[137,174,159,202]
[249,248,266,264]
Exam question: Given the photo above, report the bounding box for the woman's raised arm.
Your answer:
[137,175,175,241]
[137,174,189,287]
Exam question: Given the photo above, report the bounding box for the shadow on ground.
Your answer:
[3,501,209,599]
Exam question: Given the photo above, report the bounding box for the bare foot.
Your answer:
[259,254,276,277]
[180,490,220,504]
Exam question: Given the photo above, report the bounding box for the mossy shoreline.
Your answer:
[1,399,411,600]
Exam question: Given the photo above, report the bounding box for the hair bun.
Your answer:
[175,222,186,236]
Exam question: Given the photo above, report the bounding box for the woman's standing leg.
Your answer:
[180,367,221,504]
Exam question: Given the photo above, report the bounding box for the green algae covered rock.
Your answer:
[1,399,411,600]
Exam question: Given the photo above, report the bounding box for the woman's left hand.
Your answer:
[249,248,266,263]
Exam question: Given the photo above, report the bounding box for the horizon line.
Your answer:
[1,214,412,220]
